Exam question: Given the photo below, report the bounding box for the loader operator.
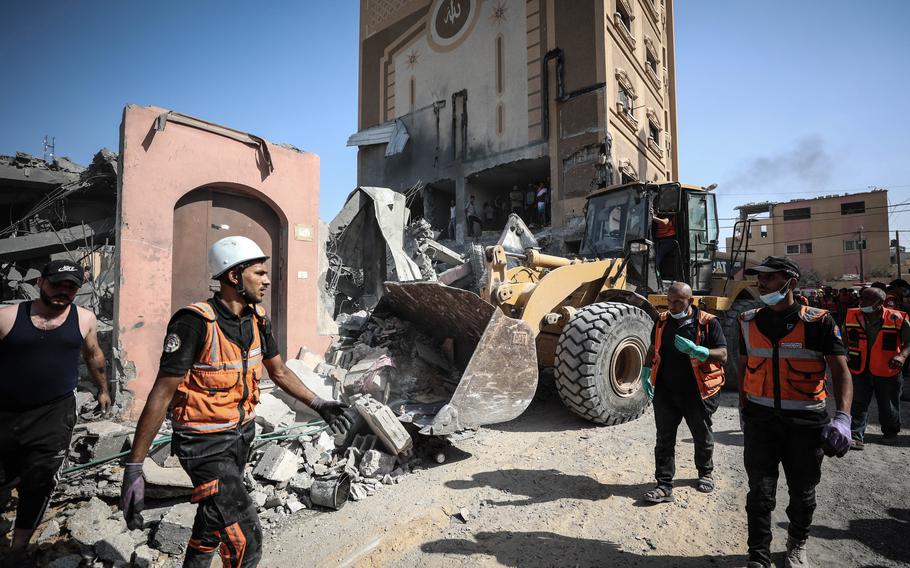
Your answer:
[120,236,346,568]
[737,256,852,568]
[652,209,678,280]
[640,281,727,504]
[0,259,111,567]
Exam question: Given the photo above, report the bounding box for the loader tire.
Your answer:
[554,302,652,425]
[469,244,487,293]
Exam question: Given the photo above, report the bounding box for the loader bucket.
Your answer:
[377,281,539,435]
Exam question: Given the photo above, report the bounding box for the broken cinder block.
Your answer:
[253,444,302,483]
[350,394,413,457]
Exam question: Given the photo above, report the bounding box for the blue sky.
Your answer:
[2,1,909,242]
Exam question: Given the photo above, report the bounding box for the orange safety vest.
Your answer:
[651,310,725,399]
[654,215,676,239]
[739,306,828,411]
[843,307,906,378]
[169,301,266,433]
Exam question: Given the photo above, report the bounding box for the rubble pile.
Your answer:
[8,355,433,566]
[403,218,439,281]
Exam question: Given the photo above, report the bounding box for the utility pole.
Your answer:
[858,225,865,283]
[897,230,903,279]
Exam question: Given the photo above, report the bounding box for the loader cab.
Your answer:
[580,182,720,294]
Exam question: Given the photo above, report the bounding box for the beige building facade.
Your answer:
[726,190,891,281]
[351,0,678,243]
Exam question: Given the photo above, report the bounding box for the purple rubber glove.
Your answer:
[821,411,851,458]
[309,397,349,423]
[120,463,145,530]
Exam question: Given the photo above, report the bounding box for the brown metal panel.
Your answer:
[171,188,212,314]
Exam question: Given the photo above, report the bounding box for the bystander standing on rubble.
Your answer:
[120,236,346,568]
[0,259,110,567]
[842,286,908,450]
[448,199,456,240]
[737,256,853,568]
[640,282,726,503]
[464,195,481,238]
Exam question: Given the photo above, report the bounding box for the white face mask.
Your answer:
[860,305,880,314]
[670,306,689,319]
[760,281,791,306]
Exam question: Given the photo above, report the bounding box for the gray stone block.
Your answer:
[253,444,302,483]
[152,502,196,555]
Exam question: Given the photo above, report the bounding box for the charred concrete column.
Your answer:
[455,175,467,244]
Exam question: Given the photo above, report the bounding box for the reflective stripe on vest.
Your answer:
[739,305,828,411]
[651,309,725,399]
[843,307,905,377]
[170,301,266,434]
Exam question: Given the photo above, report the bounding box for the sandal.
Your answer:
[696,476,715,493]
[643,486,674,503]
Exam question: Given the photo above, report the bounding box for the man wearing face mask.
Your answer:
[737,256,853,568]
[843,286,909,449]
[640,282,727,503]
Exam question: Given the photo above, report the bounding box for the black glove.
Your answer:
[120,463,145,530]
[309,397,349,423]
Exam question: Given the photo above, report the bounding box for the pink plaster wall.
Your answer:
[116,105,330,416]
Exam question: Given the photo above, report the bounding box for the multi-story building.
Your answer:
[725,190,892,281]
[349,0,678,243]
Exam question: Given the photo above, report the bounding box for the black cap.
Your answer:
[744,256,800,279]
[42,259,84,286]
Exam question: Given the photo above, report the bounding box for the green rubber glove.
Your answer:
[674,335,709,362]
[640,367,654,399]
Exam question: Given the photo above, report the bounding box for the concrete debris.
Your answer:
[83,420,133,459]
[254,392,297,433]
[142,457,193,497]
[95,530,136,564]
[37,519,61,543]
[343,355,394,401]
[359,449,396,478]
[254,444,303,483]
[351,394,414,457]
[132,544,158,568]
[349,482,369,501]
[286,494,306,514]
[47,555,83,568]
[289,471,314,494]
[286,358,336,403]
[152,502,196,555]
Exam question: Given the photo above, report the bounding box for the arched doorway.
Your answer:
[172,186,284,351]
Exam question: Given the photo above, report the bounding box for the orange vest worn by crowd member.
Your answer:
[651,310,725,399]
[843,307,906,378]
[739,306,828,411]
[169,301,266,433]
[654,215,676,239]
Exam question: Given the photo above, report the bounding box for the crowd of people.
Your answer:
[453,180,551,239]
[642,258,906,568]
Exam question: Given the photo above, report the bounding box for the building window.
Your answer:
[786,244,799,255]
[618,84,635,119]
[495,35,504,96]
[843,239,867,251]
[497,104,504,136]
[760,225,768,238]
[646,50,658,75]
[801,243,813,254]
[782,207,810,221]
[841,201,866,215]
[615,0,633,35]
[648,120,660,145]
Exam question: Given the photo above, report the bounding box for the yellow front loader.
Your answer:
[377,182,758,435]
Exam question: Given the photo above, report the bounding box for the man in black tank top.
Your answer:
[0,260,110,564]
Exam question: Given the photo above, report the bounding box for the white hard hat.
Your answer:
[208,236,269,278]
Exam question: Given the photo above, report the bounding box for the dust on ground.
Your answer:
[262,386,910,567]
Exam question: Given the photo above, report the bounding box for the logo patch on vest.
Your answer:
[781,342,803,349]
[164,333,181,353]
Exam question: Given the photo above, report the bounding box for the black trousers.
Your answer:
[0,394,76,530]
[173,421,261,568]
[850,373,902,440]
[743,406,824,567]
[653,389,718,489]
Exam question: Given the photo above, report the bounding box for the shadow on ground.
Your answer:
[444,468,653,506]
[420,530,748,567]
[782,507,910,565]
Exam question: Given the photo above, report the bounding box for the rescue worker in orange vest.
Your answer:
[738,257,853,568]
[844,286,909,450]
[639,282,727,503]
[119,236,346,568]
[652,206,678,281]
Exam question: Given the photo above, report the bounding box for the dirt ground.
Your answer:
[259,383,910,568]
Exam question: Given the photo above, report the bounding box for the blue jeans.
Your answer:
[850,373,903,440]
